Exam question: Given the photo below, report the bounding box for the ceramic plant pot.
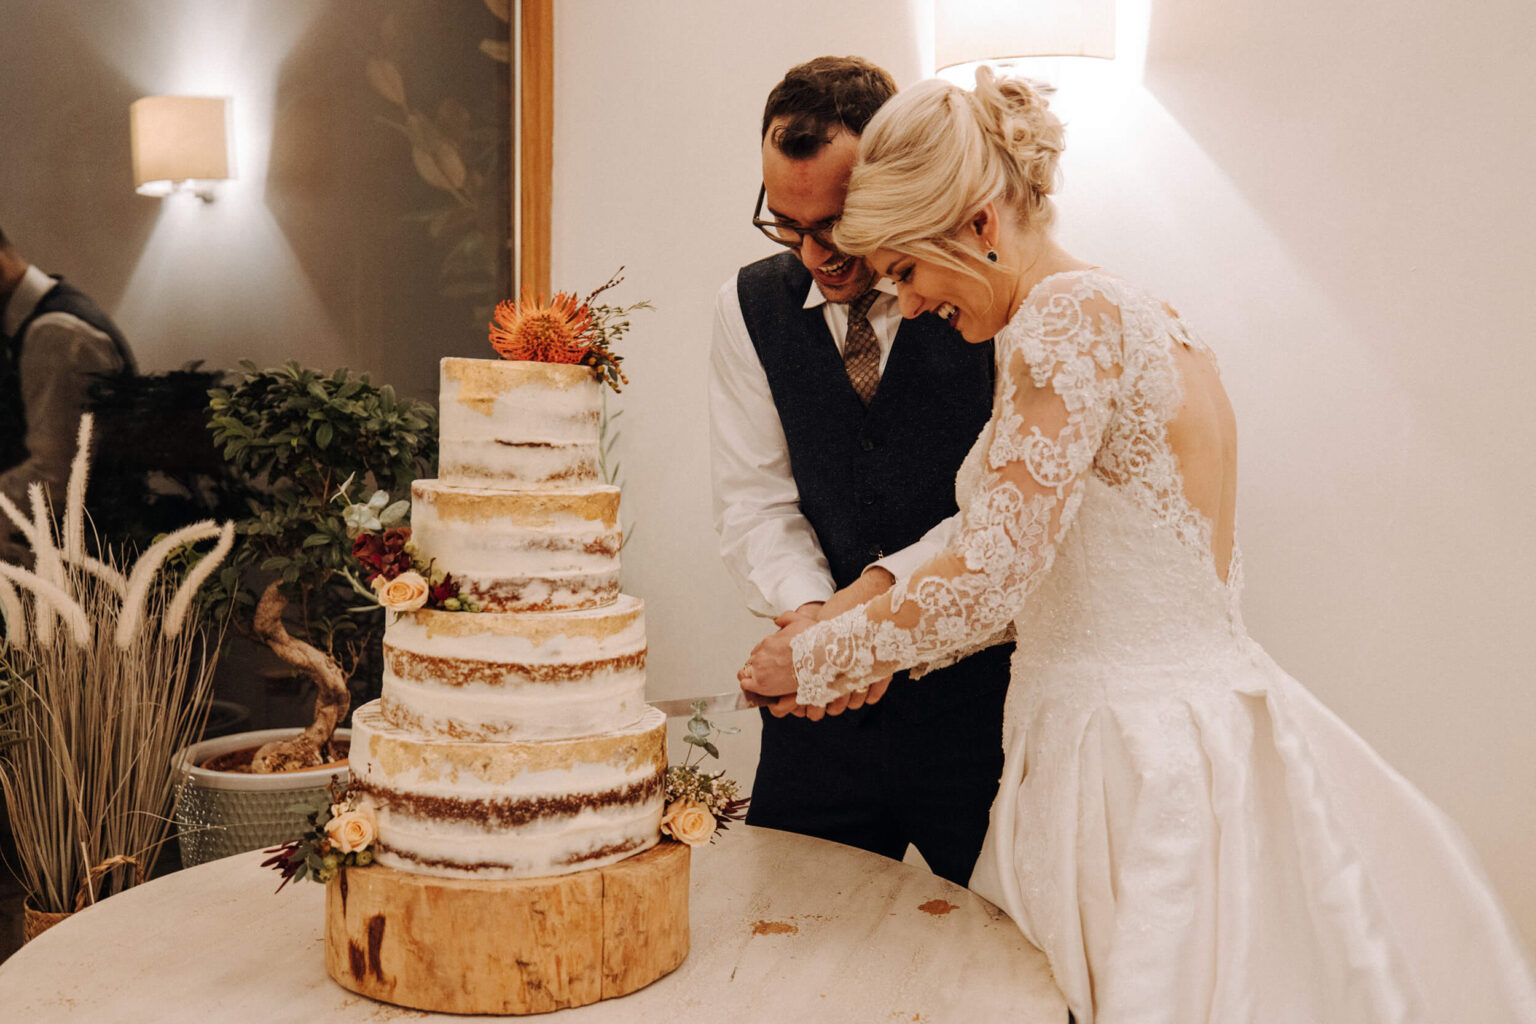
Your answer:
[171,728,351,867]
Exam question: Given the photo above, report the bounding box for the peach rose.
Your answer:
[660,799,715,847]
[377,570,429,611]
[325,808,377,854]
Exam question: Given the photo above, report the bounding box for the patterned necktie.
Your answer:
[843,289,881,406]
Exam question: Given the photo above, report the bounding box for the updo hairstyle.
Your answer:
[833,68,1064,279]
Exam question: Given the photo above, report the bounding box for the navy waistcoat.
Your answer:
[0,276,135,472]
[736,252,994,589]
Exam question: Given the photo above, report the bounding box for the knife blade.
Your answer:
[647,690,773,718]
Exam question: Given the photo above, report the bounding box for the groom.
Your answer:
[709,56,1010,885]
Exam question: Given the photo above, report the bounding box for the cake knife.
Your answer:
[647,690,772,718]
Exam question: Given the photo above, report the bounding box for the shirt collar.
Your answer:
[801,275,897,310]
[3,264,56,337]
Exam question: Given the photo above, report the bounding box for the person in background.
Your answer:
[0,225,135,562]
[709,56,1012,886]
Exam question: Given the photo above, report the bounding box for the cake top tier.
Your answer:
[438,358,604,490]
[443,357,599,401]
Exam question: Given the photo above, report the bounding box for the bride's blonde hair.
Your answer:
[833,68,1064,278]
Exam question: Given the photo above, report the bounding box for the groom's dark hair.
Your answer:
[761,56,897,159]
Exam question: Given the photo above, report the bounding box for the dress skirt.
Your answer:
[969,641,1536,1024]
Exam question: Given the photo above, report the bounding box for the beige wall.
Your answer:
[551,0,1536,946]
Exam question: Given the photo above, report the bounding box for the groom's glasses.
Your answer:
[752,185,840,252]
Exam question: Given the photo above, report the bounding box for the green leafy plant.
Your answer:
[205,361,437,713]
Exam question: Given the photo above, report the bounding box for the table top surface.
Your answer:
[0,825,1067,1022]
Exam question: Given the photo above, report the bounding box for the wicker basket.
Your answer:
[23,904,71,943]
[171,728,351,867]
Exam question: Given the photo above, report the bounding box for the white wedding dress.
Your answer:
[791,269,1536,1023]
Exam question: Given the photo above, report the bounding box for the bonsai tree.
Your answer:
[205,361,436,771]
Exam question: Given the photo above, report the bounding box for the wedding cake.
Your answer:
[328,357,688,1014]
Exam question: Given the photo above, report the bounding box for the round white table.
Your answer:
[0,825,1067,1022]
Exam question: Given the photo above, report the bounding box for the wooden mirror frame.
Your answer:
[516,0,552,296]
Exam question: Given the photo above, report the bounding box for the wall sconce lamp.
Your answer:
[130,96,234,202]
[935,0,1116,72]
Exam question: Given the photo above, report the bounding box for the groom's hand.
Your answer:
[821,676,892,717]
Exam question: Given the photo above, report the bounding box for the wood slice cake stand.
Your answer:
[324,841,689,1015]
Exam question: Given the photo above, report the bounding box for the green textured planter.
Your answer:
[171,728,350,867]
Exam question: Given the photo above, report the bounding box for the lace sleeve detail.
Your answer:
[790,273,1124,705]
[908,623,1015,680]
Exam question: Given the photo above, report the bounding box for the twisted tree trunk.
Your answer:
[248,580,351,773]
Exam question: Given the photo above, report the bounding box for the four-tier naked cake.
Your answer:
[325,357,689,1015]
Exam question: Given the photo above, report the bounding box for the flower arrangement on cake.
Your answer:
[335,478,473,613]
[488,268,650,392]
[261,779,376,889]
[661,702,750,847]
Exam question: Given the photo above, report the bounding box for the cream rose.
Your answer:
[325,808,377,854]
[661,799,715,847]
[377,570,429,611]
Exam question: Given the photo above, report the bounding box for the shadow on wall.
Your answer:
[266,1,513,400]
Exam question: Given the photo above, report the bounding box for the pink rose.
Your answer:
[377,570,429,611]
[325,808,377,855]
[660,799,715,847]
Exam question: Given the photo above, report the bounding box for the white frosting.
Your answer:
[351,702,666,880]
[349,357,666,885]
[373,808,660,880]
[380,597,648,740]
[409,480,621,612]
[438,357,603,489]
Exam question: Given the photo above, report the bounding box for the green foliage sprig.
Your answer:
[579,268,652,393]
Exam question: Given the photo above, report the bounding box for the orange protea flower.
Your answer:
[488,290,595,363]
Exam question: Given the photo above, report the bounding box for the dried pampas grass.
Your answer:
[0,415,231,914]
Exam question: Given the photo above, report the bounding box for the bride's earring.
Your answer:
[986,247,998,263]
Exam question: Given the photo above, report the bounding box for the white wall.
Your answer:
[552,0,1536,946]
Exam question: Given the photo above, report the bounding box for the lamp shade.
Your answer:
[130,96,233,197]
[935,0,1115,68]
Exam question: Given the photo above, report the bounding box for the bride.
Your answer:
[740,69,1536,1022]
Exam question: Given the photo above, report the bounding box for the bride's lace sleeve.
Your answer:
[790,275,1124,705]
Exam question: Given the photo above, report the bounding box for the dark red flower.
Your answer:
[353,533,384,564]
[429,572,460,606]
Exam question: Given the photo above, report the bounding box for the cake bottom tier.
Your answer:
[325,842,690,1015]
[350,700,667,879]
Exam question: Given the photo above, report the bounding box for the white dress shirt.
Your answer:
[709,273,960,618]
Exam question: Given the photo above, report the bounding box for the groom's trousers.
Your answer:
[745,641,1012,887]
